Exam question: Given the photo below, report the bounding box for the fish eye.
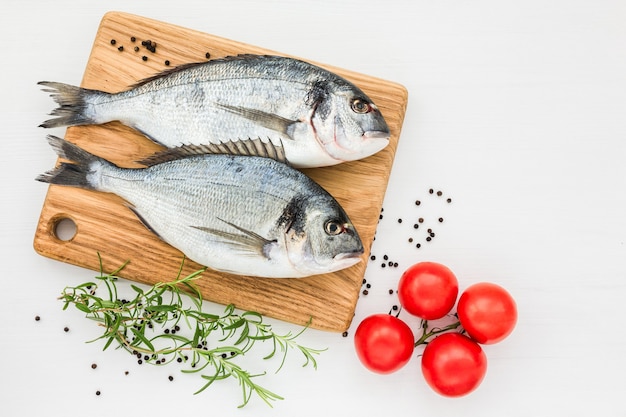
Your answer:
[351,98,371,114]
[324,220,344,236]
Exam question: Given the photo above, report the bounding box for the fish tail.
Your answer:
[38,81,98,128]
[35,135,102,190]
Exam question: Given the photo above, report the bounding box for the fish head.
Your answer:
[311,85,390,163]
[284,197,364,276]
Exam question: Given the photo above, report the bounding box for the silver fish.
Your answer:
[38,54,390,168]
[36,135,364,278]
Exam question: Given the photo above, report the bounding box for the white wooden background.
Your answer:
[1,1,625,416]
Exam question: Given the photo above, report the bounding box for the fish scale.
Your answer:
[39,54,390,168]
[37,136,364,278]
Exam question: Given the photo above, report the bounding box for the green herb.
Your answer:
[59,254,324,408]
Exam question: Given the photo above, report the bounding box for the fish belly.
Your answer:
[97,155,305,277]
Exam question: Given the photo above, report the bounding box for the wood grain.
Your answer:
[33,11,408,332]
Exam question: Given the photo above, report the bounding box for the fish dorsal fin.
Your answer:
[130,55,280,88]
[131,61,209,88]
[137,138,288,166]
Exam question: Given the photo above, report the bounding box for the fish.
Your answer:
[36,135,364,278]
[38,54,390,168]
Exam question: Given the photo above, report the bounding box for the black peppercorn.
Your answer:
[110,39,116,45]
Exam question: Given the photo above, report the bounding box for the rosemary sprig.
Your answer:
[59,254,325,408]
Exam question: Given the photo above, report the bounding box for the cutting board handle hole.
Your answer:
[52,216,77,242]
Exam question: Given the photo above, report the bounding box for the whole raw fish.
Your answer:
[38,54,390,168]
[36,135,364,278]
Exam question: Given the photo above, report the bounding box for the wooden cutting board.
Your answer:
[33,11,408,332]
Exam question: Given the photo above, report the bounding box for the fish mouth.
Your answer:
[334,251,364,265]
[362,130,390,141]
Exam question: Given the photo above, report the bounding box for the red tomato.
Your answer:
[354,314,415,374]
[457,282,517,344]
[421,332,487,397]
[398,262,459,320]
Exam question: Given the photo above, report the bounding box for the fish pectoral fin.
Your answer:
[192,221,276,260]
[216,103,297,140]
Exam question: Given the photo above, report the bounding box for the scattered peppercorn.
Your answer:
[110,39,116,45]
[342,331,349,337]
[130,36,136,42]
[35,315,41,321]
[63,326,69,332]
[168,376,174,381]
[362,289,369,295]
[413,223,419,229]
[96,390,101,396]
[397,218,402,224]
[389,289,394,295]
[370,255,376,261]
[134,46,139,52]
[117,46,124,52]
[383,255,389,260]
[164,60,170,66]
[439,217,444,222]
[381,263,386,268]
[366,283,371,289]
[437,190,443,196]
[447,198,452,203]
[91,363,97,369]
[429,188,434,194]
[418,218,424,223]
[205,52,211,59]
[142,56,148,61]
[415,200,421,205]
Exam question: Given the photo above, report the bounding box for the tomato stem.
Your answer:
[414,320,462,347]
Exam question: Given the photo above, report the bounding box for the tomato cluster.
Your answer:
[354,261,517,397]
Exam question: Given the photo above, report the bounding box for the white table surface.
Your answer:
[2,1,625,415]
